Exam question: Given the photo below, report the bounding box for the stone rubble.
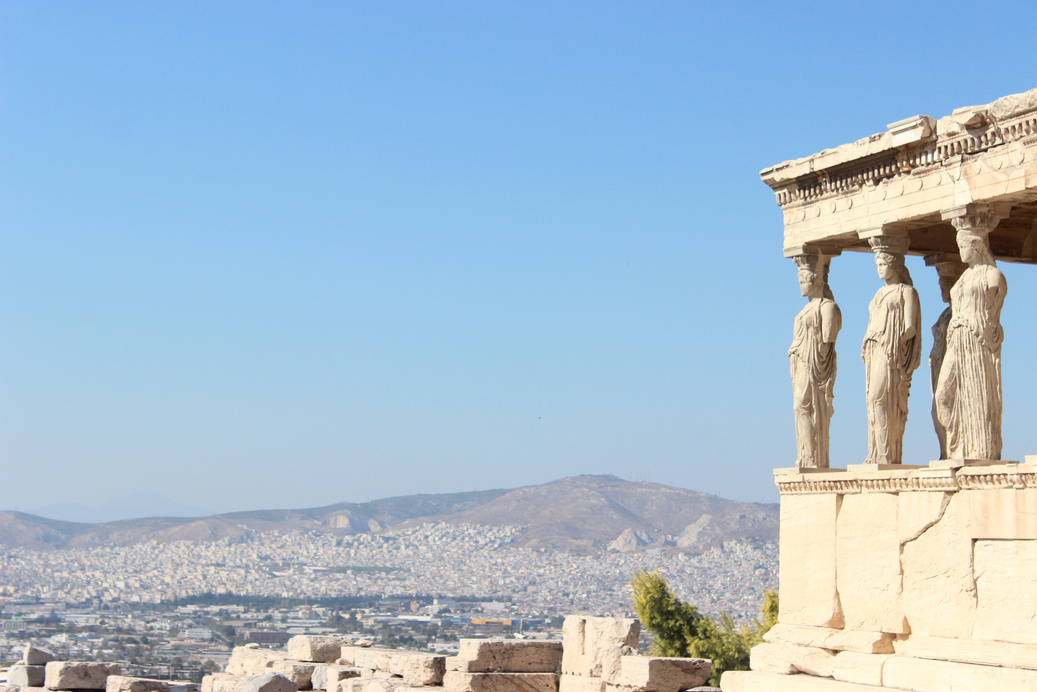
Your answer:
[1,617,719,692]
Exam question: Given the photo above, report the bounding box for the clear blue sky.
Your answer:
[2,1,1036,518]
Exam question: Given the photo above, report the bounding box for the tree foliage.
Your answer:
[630,570,778,686]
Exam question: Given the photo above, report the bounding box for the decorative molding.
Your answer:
[775,466,1036,495]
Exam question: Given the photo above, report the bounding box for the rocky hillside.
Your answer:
[0,475,777,553]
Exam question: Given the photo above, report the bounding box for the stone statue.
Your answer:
[789,257,841,468]
[927,256,966,459]
[935,222,1007,459]
[861,242,921,465]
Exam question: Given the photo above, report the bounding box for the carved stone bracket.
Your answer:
[942,203,1011,237]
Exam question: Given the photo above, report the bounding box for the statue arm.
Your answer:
[819,300,841,344]
[902,286,919,341]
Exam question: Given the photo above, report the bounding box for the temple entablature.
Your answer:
[761,87,1037,264]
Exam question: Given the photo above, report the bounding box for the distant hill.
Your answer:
[0,475,777,553]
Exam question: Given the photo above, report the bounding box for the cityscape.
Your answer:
[0,521,776,682]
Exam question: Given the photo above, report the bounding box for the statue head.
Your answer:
[874,250,913,286]
[792,252,833,300]
[796,266,823,298]
[956,229,995,266]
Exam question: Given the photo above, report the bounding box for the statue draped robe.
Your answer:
[936,266,1006,459]
[862,283,922,465]
[789,297,840,468]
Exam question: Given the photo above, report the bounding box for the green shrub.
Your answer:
[630,569,778,686]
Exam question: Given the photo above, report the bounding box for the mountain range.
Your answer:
[0,474,778,553]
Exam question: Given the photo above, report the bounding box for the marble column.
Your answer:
[924,253,966,459]
[788,253,841,469]
[861,235,921,465]
[935,205,1009,460]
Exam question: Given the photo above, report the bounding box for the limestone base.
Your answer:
[740,460,1037,691]
[721,654,1037,691]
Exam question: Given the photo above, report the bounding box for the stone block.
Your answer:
[882,654,1037,691]
[973,538,1037,644]
[227,648,283,677]
[558,675,602,692]
[9,664,46,687]
[271,664,316,690]
[448,640,563,674]
[748,643,835,678]
[386,653,445,686]
[892,632,1037,669]
[168,683,198,692]
[835,492,905,633]
[288,637,351,664]
[311,666,361,691]
[778,493,843,628]
[561,617,638,680]
[443,672,558,692]
[899,491,976,639]
[608,656,710,692]
[45,662,122,690]
[24,646,56,666]
[352,649,392,673]
[335,681,406,692]
[202,674,247,692]
[720,670,892,691]
[106,677,172,692]
[762,624,893,654]
[830,652,887,687]
[240,674,297,692]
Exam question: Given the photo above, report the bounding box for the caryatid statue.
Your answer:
[789,255,841,469]
[861,236,921,465]
[926,254,966,459]
[935,209,1008,460]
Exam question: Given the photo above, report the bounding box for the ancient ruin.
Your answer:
[0,621,716,692]
[722,87,1037,691]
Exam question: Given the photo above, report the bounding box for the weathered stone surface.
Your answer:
[203,674,249,692]
[835,492,905,633]
[778,494,842,628]
[749,643,835,678]
[335,680,409,692]
[106,676,172,692]
[561,617,638,680]
[973,537,1037,645]
[882,654,1037,691]
[762,624,893,655]
[607,656,710,692]
[968,484,1037,539]
[721,670,890,691]
[287,637,351,664]
[45,662,122,690]
[270,663,316,690]
[227,647,283,677]
[386,652,445,686]
[311,666,361,691]
[892,632,1037,670]
[24,646,56,666]
[900,490,976,639]
[448,639,563,674]
[352,648,392,673]
[557,675,602,692]
[443,672,558,692]
[8,664,46,687]
[240,673,297,692]
[830,652,888,687]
